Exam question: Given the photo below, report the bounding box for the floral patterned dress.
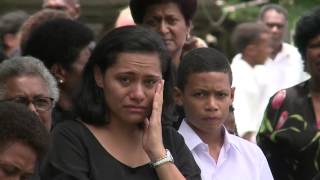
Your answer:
[257,80,320,180]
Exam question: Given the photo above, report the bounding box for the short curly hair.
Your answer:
[129,0,197,25]
[294,6,320,62]
[22,18,93,71]
[20,9,71,49]
[0,101,50,160]
[177,47,232,91]
[0,56,59,104]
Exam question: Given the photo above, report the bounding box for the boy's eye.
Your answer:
[118,76,131,85]
[216,92,228,98]
[193,92,207,97]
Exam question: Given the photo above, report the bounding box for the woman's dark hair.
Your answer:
[22,18,93,70]
[0,101,49,161]
[129,0,197,25]
[76,25,175,126]
[177,47,232,91]
[294,6,320,65]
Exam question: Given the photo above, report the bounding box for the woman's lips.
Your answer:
[124,105,147,113]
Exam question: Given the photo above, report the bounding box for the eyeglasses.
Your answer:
[1,96,54,111]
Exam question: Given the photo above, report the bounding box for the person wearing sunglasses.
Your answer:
[0,56,59,130]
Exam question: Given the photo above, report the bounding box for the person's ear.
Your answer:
[230,87,235,103]
[173,87,183,106]
[186,21,193,40]
[3,33,18,48]
[94,65,104,89]
[51,64,66,84]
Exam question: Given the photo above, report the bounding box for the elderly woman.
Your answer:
[0,101,49,180]
[257,6,320,180]
[41,25,200,180]
[23,18,94,127]
[129,0,197,67]
[0,56,59,130]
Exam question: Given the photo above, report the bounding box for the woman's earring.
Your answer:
[58,79,64,84]
[186,33,191,41]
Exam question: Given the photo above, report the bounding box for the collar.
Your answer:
[178,120,204,151]
[178,119,241,153]
[273,42,293,61]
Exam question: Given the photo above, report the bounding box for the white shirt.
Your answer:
[178,120,274,180]
[255,42,310,96]
[231,54,272,136]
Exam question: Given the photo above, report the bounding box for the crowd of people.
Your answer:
[0,0,319,179]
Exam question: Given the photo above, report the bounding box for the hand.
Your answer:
[142,80,166,162]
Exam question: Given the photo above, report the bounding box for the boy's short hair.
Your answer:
[232,22,269,53]
[177,47,232,91]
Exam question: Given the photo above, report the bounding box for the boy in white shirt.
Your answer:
[175,48,273,180]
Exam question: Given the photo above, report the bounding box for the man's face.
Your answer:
[261,9,287,48]
[42,0,80,19]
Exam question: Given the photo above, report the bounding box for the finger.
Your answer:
[150,80,164,123]
[143,117,150,131]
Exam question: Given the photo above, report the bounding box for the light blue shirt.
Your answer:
[178,120,274,180]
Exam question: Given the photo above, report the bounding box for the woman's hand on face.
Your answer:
[142,80,166,162]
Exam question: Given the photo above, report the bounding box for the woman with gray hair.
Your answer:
[0,56,59,130]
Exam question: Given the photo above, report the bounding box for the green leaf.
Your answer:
[289,114,307,130]
[270,127,301,142]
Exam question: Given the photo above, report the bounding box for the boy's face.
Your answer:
[252,32,272,65]
[175,72,234,134]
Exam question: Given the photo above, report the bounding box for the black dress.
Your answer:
[257,80,320,180]
[41,120,201,180]
[51,105,77,128]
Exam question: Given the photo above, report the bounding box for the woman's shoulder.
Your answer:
[53,119,83,130]
[51,119,91,140]
[272,80,309,100]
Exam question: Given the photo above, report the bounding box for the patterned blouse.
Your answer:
[257,80,320,180]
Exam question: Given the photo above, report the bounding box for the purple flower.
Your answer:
[271,90,286,109]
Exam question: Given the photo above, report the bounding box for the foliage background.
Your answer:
[194,0,320,59]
